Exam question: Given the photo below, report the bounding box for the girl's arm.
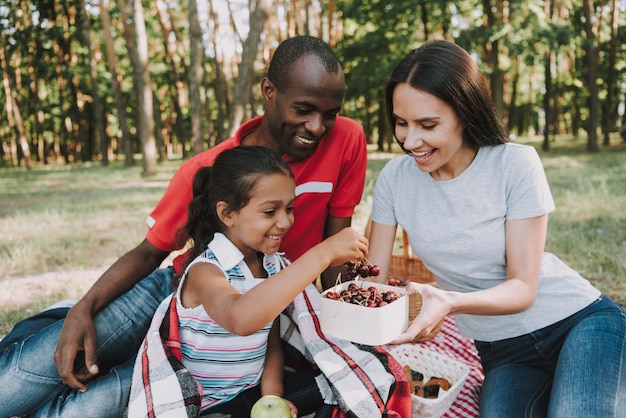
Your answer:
[259,319,298,418]
[259,320,284,397]
[367,216,546,344]
[184,227,368,335]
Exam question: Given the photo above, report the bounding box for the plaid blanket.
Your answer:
[128,286,411,418]
[281,284,411,418]
[127,294,202,418]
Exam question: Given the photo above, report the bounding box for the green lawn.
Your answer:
[1,135,624,335]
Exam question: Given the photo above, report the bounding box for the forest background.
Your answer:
[1,1,625,331]
[1,0,625,171]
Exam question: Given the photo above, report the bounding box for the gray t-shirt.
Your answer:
[372,143,600,341]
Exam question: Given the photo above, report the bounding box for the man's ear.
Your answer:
[216,201,234,227]
[260,77,275,103]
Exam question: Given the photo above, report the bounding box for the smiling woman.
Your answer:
[366,39,626,418]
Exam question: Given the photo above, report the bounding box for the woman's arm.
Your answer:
[364,221,398,284]
[384,215,547,344]
[437,214,546,316]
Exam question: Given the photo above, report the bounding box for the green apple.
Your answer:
[250,395,291,418]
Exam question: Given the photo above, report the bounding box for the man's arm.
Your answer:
[53,239,169,391]
[320,216,353,290]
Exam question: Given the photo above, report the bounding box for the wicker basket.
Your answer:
[389,344,470,418]
[388,229,442,342]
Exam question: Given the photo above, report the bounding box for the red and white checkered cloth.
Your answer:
[412,316,484,418]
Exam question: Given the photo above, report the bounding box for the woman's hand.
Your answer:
[391,282,451,344]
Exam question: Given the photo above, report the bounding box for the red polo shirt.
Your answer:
[145,115,367,274]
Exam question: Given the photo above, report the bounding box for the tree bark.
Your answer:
[188,0,204,154]
[100,0,134,166]
[228,0,272,136]
[80,0,110,165]
[602,0,618,146]
[120,0,158,175]
[582,0,599,152]
[156,0,188,157]
[208,0,229,144]
[542,50,553,151]
[0,35,32,168]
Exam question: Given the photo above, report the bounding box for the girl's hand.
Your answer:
[284,399,298,418]
[391,282,451,344]
[322,227,369,267]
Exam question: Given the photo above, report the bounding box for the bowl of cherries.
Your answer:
[319,260,409,346]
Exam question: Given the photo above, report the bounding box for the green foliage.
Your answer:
[1,0,625,166]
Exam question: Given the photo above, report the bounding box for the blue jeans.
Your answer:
[0,267,175,418]
[476,295,626,418]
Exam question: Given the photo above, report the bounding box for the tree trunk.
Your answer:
[0,36,32,168]
[208,0,229,144]
[121,0,158,175]
[621,89,626,143]
[602,0,618,146]
[420,3,429,40]
[542,50,552,151]
[481,0,504,119]
[155,0,188,157]
[100,0,134,166]
[228,0,272,136]
[189,0,204,154]
[80,0,110,165]
[582,0,599,152]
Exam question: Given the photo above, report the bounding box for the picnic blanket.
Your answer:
[127,294,202,418]
[128,285,411,417]
[280,284,411,417]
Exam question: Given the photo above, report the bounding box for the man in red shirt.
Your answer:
[0,36,367,417]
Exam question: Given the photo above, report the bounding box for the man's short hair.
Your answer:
[267,36,341,91]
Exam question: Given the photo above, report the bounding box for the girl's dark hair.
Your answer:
[385,39,509,153]
[179,146,294,270]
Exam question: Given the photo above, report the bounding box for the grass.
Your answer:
[1,135,624,335]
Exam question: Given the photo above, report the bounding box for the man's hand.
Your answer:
[53,304,100,392]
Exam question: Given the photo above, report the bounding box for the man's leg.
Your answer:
[30,357,135,418]
[0,267,174,417]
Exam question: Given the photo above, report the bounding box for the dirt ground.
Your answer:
[0,268,104,311]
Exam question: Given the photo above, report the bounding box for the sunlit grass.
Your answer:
[0,161,179,278]
[0,135,624,335]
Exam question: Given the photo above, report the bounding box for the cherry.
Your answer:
[344,260,380,279]
[357,264,371,277]
[324,283,401,308]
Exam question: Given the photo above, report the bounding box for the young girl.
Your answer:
[367,40,626,417]
[151,146,368,417]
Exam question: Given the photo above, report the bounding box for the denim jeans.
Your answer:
[476,295,626,418]
[0,267,175,418]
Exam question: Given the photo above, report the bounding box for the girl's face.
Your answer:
[223,173,296,260]
[392,83,477,180]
